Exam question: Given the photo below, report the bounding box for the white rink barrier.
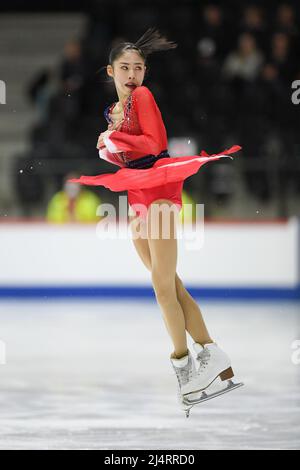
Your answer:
[0,217,299,300]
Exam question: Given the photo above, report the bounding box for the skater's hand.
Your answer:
[107,118,124,131]
[96,130,114,149]
[97,118,124,149]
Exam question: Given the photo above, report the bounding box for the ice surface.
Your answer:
[0,299,299,450]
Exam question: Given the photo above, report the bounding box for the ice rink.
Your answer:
[0,298,299,450]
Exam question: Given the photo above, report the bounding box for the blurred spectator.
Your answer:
[27,67,56,123]
[239,5,268,51]
[60,39,86,94]
[246,64,286,125]
[47,172,102,223]
[222,33,264,82]
[13,153,45,217]
[268,32,295,83]
[275,3,299,36]
[198,4,229,59]
[50,39,86,125]
[236,63,287,202]
[196,35,222,95]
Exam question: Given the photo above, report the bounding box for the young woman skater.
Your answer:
[68,28,242,415]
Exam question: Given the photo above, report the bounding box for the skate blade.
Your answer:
[183,380,244,406]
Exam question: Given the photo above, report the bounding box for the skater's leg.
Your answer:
[129,212,186,356]
[146,200,188,359]
[128,214,152,271]
[129,214,212,347]
[175,274,213,346]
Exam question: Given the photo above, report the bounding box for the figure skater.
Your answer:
[68,28,242,415]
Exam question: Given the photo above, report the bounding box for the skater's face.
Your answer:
[107,50,146,98]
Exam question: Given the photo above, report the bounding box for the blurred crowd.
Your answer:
[14,1,300,216]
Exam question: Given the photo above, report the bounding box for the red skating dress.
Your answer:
[68,85,241,220]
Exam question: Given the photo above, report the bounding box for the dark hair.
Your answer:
[98,27,177,84]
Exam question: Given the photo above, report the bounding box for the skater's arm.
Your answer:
[103,86,164,155]
[97,119,126,167]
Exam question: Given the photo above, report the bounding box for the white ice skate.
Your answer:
[170,350,197,417]
[180,342,244,415]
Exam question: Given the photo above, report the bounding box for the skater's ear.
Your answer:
[107,64,114,78]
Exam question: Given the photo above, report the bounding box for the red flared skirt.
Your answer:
[68,145,241,220]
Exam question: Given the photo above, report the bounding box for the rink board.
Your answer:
[0,218,299,300]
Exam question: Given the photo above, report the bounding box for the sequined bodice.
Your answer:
[104,94,141,165]
[102,86,169,168]
[104,94,135,130]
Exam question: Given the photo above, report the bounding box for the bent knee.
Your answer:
[151,270,176,301]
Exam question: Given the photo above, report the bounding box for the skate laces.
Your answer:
[173,357,194,386]
[197,349,211,373]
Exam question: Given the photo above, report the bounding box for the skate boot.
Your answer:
[177,342,243,412]
[192,342,204,371]
[180,342,234,396]
[170,350,197,417]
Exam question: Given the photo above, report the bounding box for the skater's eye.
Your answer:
[121,66,142,70]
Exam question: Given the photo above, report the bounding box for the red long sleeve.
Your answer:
[105,86,166,156]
